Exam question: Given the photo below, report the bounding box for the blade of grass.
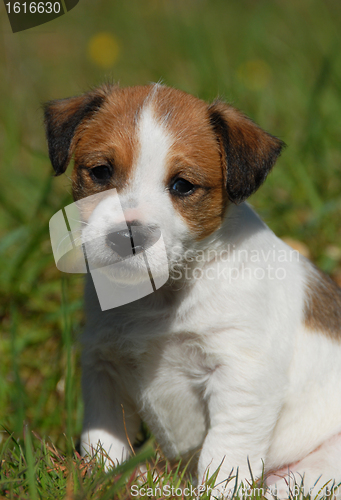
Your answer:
[23,427,38,500]
[31,173,54,220]
[0,190,27,225]
[10,304,25,437]
[61,276,74,454]
[0,226,29,255]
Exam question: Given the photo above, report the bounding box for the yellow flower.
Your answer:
[87,32,120,68]
[237,59,271,91]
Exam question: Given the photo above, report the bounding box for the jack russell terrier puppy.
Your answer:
[44,84,341,497]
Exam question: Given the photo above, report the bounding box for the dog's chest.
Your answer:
[84,279,222,457]
[132,333,213,459]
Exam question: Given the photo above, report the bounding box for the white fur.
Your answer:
[80,101,341,497]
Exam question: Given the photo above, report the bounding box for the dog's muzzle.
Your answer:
[49,193,169,310]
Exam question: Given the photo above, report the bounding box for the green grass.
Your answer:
[0,433,254,499]
[1,0,341,497]
[0,430,157,500]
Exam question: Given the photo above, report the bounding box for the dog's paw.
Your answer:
[266,477,292,500]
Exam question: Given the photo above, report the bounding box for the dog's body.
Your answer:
[45,84,341,496]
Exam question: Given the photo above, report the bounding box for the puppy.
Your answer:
[44,84,341,497]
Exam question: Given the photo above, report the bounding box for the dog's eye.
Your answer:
[171,178,196,195]
[90,165,112,182]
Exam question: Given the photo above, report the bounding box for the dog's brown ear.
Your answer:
[44,88,108,176]
[208,101,285,203]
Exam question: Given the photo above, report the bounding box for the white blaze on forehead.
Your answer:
[132,103,173,194]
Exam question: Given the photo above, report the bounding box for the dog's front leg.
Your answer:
[80,357,141,469]
[197,364,282,496]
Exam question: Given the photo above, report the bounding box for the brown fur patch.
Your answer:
[44,87,110,175]
[151,86,229,240]
[71,86,153,201]
[304,261,341,339]
[208,101,284,204]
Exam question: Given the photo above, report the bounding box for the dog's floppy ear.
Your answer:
[208,101,285,204]
[44,88,108,176]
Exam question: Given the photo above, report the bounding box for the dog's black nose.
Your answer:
[106,222,161,259]
[106,228,133,258]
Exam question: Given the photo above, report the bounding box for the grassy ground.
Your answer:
[1,0,341,497]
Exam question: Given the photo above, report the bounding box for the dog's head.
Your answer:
[44,84,284,284]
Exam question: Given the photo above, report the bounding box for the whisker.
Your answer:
[67,217,90,226]
[56,233,75,254]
